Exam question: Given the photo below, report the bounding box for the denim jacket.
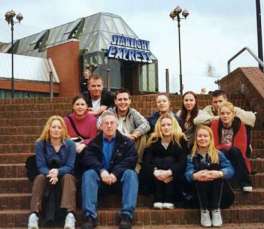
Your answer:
[35,139,76,176]
[185,151,234,183]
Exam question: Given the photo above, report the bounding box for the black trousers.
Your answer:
[195,178,223,210]
[154,179,175,203]
[221,147,251,187]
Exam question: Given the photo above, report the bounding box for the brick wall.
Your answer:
[0,79,60,94]
[47,39,81,97]
[218,67,264,129]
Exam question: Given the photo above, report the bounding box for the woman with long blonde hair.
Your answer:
[142,114,187,209]
[28,115,77,229]
[185,125,234,227]
[211,101,252,192]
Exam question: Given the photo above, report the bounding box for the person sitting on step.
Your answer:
[28,115,77,229]
[176,91,205,150]
[142,113,187,209]
[211,101,253,192]
[148,93,181,133]
[107,89,150,172]
[185,125,234,227]
[82,74,114,116]
[64,95,97,177]
[81,111,138,229]
[193,89,256,157]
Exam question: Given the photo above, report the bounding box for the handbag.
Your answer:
[25,155,38,182]
[25,141,47,182]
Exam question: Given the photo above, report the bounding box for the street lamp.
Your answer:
[4,10,23,98]
[170,6,189,95]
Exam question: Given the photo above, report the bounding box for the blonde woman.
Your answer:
[28,115,76,229]
[142,114,187,209]
[211,101,252,192]
[185,125,234,227]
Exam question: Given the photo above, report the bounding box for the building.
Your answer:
[0,12,158,98]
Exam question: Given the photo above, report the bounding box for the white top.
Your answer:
[92,98,101,112]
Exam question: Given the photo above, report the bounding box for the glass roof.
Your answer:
[12,12,156,59]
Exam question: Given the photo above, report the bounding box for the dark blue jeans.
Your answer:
[81,169,138,219]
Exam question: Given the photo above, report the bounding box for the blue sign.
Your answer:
[108,35,152,63]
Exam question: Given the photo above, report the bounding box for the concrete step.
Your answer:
[0,205,263,227]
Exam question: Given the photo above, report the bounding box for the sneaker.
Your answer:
[242,186,253,192]
[162,202,174,209]
[81,215,96,229]
[200,209,211,227]
[153,202,163,209]
[28,213,39,229]
[211,209,223,227]
[119,214,132,229]
[64,212,76,229]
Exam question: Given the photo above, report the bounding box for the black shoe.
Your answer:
[119,214,132,229]
[81,215,97,229]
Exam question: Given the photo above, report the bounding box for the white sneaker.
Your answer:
[242,186,253,192]
[211,209,223,227]
[28,213,39,229]
[162,202,174,209]
[153,202,163,209]
[200,209,211,227]
[64,212,76,229]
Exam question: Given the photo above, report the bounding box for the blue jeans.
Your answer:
[82,169,138,219]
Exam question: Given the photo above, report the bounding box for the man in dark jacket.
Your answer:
[82,74,114,116]
[81,111,138,229]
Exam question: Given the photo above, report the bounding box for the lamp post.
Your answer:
[256,0,263,71]
[4,10,23,98]
[170,6,189,95]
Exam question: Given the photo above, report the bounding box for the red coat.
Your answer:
[211,119,251,173]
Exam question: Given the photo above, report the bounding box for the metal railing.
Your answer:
[227,47,264,74]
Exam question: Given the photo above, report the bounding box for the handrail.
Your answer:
[227,47,264,73]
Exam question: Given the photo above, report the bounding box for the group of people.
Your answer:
[27,73,256,229]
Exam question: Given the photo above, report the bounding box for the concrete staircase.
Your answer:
[0,95,263,228]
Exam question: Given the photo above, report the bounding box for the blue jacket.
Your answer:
[35,139,76,176]
[185,151,234,183]
[81,131,138,179]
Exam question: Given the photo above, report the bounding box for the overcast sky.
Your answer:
[0,0,263,93]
